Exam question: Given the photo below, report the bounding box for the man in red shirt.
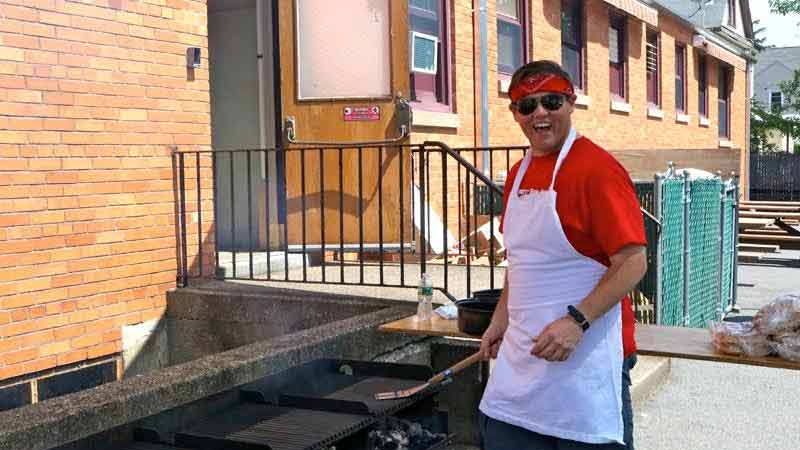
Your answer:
[478,60,647,450]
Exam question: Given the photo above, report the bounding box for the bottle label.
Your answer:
[421,287,433,296]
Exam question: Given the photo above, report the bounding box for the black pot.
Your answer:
[456,299,497,336]
[471,288,503,303]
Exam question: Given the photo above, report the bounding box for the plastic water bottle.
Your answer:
[417,273,433,321]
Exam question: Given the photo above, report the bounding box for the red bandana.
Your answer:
[509,74,575,102]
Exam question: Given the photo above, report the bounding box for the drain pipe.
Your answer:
[478,0,489,172]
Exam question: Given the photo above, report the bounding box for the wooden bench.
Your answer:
[737,243,780,253]
[738,217,775,230]
[740,233,800,243]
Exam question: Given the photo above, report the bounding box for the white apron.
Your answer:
[479,129,624,445]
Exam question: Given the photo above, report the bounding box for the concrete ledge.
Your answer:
[631,355,671,404]
[0,286,419,450]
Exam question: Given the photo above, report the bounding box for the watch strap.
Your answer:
[567,305,590,332]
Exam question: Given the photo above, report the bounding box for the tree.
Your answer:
[749,4,800,152]
[751,97,800,152]
[751,20,771,52]
[769,0,800,14]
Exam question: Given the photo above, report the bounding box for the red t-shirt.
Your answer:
[500,136,646,358]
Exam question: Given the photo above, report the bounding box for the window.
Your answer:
[727,0,736,28]
[497,0,527,75]
[718,65,731,138]
[771,91,783,112]
[409,0,452,111]
[698,54,708,117]
[646,30,659,107]
[675,44,687,112]
[561,0,583,90]
[609,13,626,100]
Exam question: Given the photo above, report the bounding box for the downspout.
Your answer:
[479,0,489,172]
[256,0,267,152]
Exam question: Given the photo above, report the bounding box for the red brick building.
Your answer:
[0,0,754,399]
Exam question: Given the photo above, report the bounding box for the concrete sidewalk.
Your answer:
[633,250,800,450]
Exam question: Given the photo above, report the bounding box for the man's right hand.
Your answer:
[480,323,506,360]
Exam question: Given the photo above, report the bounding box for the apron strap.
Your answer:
[510,127,579,196]
[548,128,578,191]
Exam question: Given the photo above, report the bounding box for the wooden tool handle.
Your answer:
[428,351,482,385]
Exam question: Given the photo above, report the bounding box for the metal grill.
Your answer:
[239,359,437,417]
[175,404,373,450]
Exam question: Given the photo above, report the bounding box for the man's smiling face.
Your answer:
[511,93,575,155]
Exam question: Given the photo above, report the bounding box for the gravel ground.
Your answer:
[634,250,800,450]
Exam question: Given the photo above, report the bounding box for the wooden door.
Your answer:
[278,0,411,247]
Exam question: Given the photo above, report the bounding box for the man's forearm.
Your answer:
[577,245,647,323]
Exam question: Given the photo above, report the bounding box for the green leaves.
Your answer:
[769,0,800,15]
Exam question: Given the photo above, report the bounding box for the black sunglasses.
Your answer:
[511,94,566,115]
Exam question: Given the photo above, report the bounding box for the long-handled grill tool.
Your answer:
[374,351,482,401]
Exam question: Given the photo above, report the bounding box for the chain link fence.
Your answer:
[650,167,739,327]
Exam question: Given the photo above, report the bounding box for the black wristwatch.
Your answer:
[567,305,590,332]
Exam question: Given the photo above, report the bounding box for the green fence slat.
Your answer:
[658,177,686,326]
[686,178,722,328]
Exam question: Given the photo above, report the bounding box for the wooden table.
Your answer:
[738,217,775,230]
[379,315,800,371]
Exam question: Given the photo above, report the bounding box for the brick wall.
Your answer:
[0,0,210,382]
[414,0,749,160]
[411,0,751,244]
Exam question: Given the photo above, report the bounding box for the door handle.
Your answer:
[284,97,411,146]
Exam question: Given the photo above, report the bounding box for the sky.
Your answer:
[749,0,800,47]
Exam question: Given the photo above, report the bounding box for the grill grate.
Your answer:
[278,374,432,416]
[174,403,373,450]
[240,359,439,417]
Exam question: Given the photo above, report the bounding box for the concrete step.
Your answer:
[738,251,765,263]
[631,355,671,405]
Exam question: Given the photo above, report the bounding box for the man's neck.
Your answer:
[529,147,560,158]
[529,134,570,158]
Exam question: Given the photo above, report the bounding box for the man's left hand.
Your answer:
[530,317,583,362]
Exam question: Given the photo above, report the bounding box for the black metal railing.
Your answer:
[172,143,522,301]
[173,143,659,310]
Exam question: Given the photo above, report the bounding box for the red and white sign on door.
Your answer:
[343,106,381,121]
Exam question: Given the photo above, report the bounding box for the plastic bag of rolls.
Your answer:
[709,321,772,357]
[710,293,800,361]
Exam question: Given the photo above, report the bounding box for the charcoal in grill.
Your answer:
[368,418,446,450]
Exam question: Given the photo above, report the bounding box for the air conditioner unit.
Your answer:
[692,34,708,48]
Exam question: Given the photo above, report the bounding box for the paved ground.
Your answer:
[634,249,800,450]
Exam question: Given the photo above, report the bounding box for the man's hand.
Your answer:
[530,317,583,362]
[480,322,506,361]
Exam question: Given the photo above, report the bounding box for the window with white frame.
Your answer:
[698,54,708,117]
[727,0,736,28]
[675,43,687,113]
[771,91,783,112]
[497,0,528,75]
[718,65,731,138]
[609,13,627,100]
[409,0,452,111]
[561,0,583,90]
[646,29,659,107]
